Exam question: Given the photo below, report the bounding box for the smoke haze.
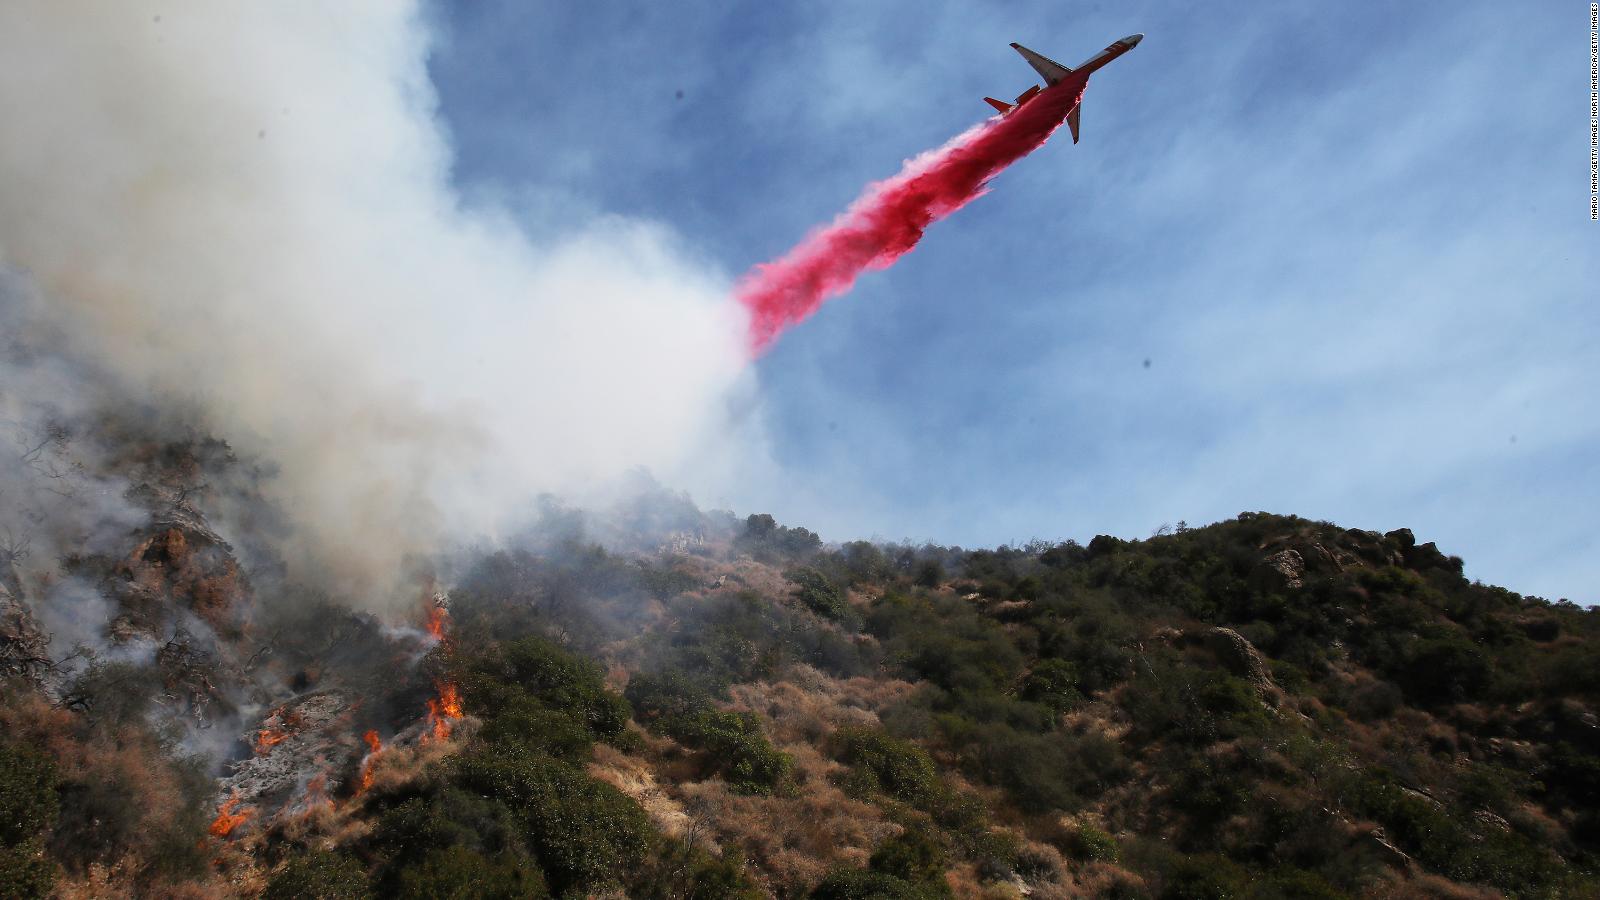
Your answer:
[0,4,751,603]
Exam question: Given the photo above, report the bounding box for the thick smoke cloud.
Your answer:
[0,4,751,604]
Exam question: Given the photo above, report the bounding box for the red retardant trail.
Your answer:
[736,79,1086,353]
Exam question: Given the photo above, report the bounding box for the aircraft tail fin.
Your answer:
[1067,102,1081,143]
[983,97,1014,114]
[1011,42,1073,85]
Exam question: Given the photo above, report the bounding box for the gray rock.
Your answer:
[1298,542,1340,572]
[1251,548,1306,592]
[1203,626,1275,689]
[1384,527,1416,550]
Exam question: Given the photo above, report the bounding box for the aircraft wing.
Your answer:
[1010,43,1073,85]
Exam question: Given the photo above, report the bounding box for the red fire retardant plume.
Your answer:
[736,80,1086,353]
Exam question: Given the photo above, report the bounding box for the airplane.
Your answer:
[984,34,1144,143]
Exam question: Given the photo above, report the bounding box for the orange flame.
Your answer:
[423,680,463,743]
[424,599,448,641]
[419,596,462,745]
[255,726,290,753]
[253,704,301,754]
[208,791,255,838]
[355,730,383,796]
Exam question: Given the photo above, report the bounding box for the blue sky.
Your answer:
[423,1,1597,602]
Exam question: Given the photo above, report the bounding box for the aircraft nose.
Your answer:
[1125,33,1144,46]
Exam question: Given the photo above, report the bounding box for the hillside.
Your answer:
[2,394,1597,899]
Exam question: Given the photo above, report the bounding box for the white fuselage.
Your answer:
[1073,33,1144,78]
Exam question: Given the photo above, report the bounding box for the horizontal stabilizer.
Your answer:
[1010,42,1073,85]
[983,96,1014,114]
[1067,102,1081,143]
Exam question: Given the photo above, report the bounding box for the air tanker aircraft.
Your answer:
[985,34,1144,143]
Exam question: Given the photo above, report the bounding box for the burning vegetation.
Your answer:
[423,680,463,744]
[420,598,463,745]
[253,705,294,754]
[354,730,383,797]
[208,792,255,839]
[1,359,1597,897]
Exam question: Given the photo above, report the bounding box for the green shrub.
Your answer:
[1019,659,1083,714]
[369,788,525,875]
[1170,754,1254,827]
[479,698,594,762]
[642,591,804,689]
[833,728,943,809]
[1396,636,1490,704]
[0,843,56,900]
[810,868,942,899]
[831,727,1008,860]
[457,748,649,895]
[1122,657,1271,745]
[1252,867,1347,899]
[627,674,792,794]
[1545,740,1600,806]
[462,636,630,739]
[0,743,58,847]
[262,851,372,900]
[900,630,1021,695]
[395,846,546,900]
[637,560,700,601]
[869,828,950,890]
[738,513,822,559]
[968,728,1081,813]
[1063,824,1120,863]
[687,710,794,794]
[1157,852,1250,899]
[1339,680,1402,722]
[1539,642,1600,696]
[633,841,764,900]
[787,567,855,623]
[1336,770,1560,893]
[838,541,894,585]
[625,671,711,724]
[0,739,62,890]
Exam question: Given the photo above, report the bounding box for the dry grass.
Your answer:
[0,690,230,889]
[52,858,236,899]
[675,776,893,896]
[588,739,696,843]
[725,665,916,746]
[719,559,793,602]
[595,684,900,898]
[1072,861,1151,897]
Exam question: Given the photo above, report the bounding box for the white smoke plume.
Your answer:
[0,4,752,604]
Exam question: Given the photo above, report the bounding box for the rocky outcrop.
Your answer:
[223,691,359,799]
[107,503,251,642]
[1250,548,1305,592]
[1297,541,1342,572]
[1202,626,1276,691]
[1345,528,1407,567]
[1383,527,1416,550]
